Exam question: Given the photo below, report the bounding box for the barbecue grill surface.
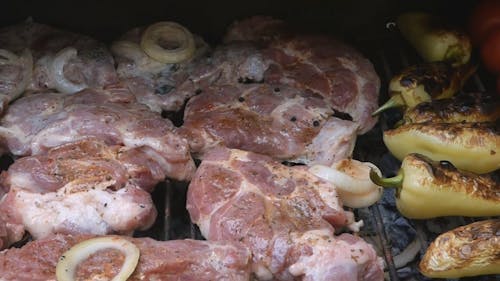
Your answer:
[1,1,497,280]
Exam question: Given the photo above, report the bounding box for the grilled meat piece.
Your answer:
[175,17,380,134]
[178,83,358,165]
[186,147,384,281]
[0,140,167,249]
[111,25,210,112]
[0,234,252,281]
[178,40,379,134]
[226,16,379,133]
[263,35,380,134]
[0,87,195,181]
[0,19,117,101]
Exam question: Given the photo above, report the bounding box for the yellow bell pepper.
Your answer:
[419,219,500,278]
[397,12,471,65]
[401,92,500,124]
[370,153,500,219]
[372,62,475,115]
[383,121,499,174]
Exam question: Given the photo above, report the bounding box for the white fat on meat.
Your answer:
[0,181,156,249]
[0,139,185,249]
[296,117,358,165]
[288,229,385,281]
[11,184,155,239]
[186,147,384,281]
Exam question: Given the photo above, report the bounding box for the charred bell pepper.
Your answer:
[370,153,500,219]
[401,91,500,124]
[397,12,472,65]
[383,121,500,174]
[419,219,500,278]
[372,62,475,115]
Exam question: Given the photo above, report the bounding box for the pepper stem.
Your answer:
[369,169,403,188]
[371,95,405,116]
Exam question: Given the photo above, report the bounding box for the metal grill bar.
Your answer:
[372,204,399,281]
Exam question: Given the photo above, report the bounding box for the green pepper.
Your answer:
[397,12,471,65]
[370,153,500,219]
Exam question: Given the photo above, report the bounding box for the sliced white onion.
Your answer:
[309,159,383,208]
[111,40,166,75]
[393,238,421,268]
[56,236,140,281]
[140,21,195,64]
[50,47,86,93]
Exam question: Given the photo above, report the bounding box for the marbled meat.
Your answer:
[186,147,384,281]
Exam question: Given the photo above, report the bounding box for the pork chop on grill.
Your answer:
[111,24,210,112]
[177,16,379,134]
[0,234,252,281]
[0,87,195,181]
[0,139,163,249]
[178,83,358,165]
[0,19,117,112]
[176,17,379,163]
[186,147,384,281]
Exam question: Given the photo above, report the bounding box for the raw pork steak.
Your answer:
[0,87,195,181]
[0,234,252,281]
[0,19,117,112]
[0,140,162,249]
[178,83,358,165]
[111,25,210,112]
[186,147,384,281]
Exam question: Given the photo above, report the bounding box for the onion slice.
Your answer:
[309,159,383,208]
[140,21,195,63]
[111,40,166,75]
[393,238,421,268]
[50,47,86,93]
[56,236,140,281]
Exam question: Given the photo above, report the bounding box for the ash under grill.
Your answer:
[145,26,498,281]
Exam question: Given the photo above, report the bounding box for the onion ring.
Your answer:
[309,159,383,208]
[56,236,140,281]
[140,21,195,63]
[50,47,86,93]
[393,238,421,268]
[111,40,165,75]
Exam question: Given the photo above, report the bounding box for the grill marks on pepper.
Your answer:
[414,154,500,201]
[399,62,454,98]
